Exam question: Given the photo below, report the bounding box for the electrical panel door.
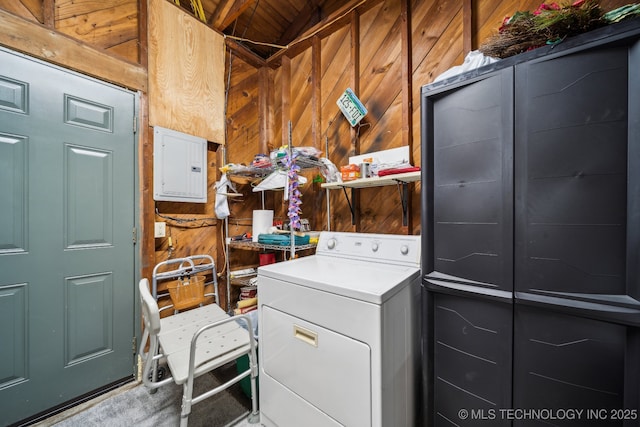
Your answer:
[153,126,207,203]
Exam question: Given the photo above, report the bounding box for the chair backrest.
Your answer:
[139,278,161,336]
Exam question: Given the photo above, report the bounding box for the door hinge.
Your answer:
[132,227,137,245]
[133,116,138,133]
[133,337,140,380]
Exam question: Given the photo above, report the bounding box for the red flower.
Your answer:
[534,2,560,15]
[499,15,511,32]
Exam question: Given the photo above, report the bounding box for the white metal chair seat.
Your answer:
[162,320,251,384]
[159,303,228,332]
[158,304,230,356]
[138,278,259,426]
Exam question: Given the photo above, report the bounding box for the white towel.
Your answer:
[214,173,231,219]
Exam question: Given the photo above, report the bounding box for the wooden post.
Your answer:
[401,0,413,233]
[311,35,324,231]
[463,0,474,54]
[281,56,291,149]
[259,66,273,155]
[350,10,361,231]
[311,36,322,150]
[43,0,54,27]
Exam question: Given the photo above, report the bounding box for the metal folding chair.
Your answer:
[138,278,259,426]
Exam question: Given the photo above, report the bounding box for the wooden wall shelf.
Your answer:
[229,240,317,252]
[321,171,420,226]
[320,170,421,189]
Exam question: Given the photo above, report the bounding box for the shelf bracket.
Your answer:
[337,180,410,226]
[396,180,410,227]
[341,187,356,225]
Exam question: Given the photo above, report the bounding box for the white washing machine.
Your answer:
[257,232,421,427]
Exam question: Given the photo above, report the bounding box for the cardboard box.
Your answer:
[340,164,360,181]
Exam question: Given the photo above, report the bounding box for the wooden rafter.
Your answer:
[209,0,254,30]
[225,37,266,68]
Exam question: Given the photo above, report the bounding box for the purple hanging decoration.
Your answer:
[284,149,302,230]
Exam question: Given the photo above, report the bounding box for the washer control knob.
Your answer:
[371,242,379,252]
[327,238,337,249]
[400,245,409,255]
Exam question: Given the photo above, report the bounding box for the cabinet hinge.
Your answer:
[132,227,137,245]
[132,336,137,354]
[133,116,138,133]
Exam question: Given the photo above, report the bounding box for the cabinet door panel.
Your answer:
[515,42,640,318]
[422,68,514,292]
[433,292,512,427]
[514,305,640,426]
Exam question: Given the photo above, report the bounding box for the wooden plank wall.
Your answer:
[0,0,633,305]
[0,4,145,90]
[226,0,632,239]
[148,0,226,143]
[224,55,274,290]
[0,0,141,64]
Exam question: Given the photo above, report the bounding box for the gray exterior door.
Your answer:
[0,48,136,425]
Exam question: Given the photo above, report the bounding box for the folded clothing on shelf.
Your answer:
[258,233,311,246]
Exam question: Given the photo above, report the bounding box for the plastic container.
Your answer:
[305,231,321,244]
[237,349,259,399]
[167,275,205,311]
[359,162,371,178]
[259,252,276,266]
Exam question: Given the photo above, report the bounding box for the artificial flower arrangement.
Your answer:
[284,149,303,231]
[479,0,607,58]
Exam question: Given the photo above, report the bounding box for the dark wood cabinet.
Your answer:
[421,19,640,426]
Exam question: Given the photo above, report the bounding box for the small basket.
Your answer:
[167,275,205,311]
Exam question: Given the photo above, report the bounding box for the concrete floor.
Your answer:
[30,362,258,427]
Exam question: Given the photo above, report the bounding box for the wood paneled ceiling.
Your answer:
[175,0,358,60]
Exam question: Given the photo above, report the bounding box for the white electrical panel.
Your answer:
[153,126,207,203]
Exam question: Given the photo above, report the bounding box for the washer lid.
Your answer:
[258,255,420,304]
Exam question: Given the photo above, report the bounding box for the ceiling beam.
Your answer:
[209,0,253,30]
[225,37,267,68]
